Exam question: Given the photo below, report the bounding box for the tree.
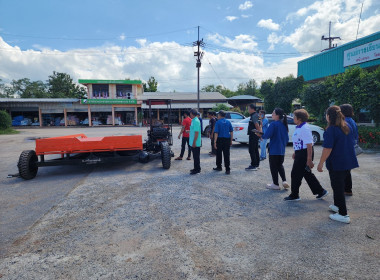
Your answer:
[236,79,258,97]
[260,79,275,113]
[143,76,158,92]
[212,103,230,112]
[0,79,14,98]
[301,82,331,122]
[47,71,87,98]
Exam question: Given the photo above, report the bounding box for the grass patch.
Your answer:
[0,128,20,135]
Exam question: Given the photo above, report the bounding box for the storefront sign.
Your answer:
[344,39,380,67]
[80,99,137,105]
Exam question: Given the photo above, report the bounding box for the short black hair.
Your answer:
[183,110,190,116]
[249,104,256,111]
[340,104,354,117]
[218,110,226,117]
[190,108,198,116]
[207,111,214,116]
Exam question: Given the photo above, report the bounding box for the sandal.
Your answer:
[175,157,183,160]
[186,157,191,160]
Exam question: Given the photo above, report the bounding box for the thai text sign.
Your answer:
[80,99,137,105]
[344,39,380,67]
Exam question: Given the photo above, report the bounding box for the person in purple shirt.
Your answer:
[340,104,358,196]
[317,106,359,224]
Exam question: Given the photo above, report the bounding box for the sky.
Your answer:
[0,0,379,92]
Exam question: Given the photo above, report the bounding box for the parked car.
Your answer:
[232,114,324,144]
[202,111,245,135]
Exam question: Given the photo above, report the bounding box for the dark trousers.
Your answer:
[192,146,201,172]
[329,170,349,216]
[216,138,231,170]
[249,135,260,167]
[269,155,286,185]
[180,137,191,158]
[344,171,352,193]
[211,137,216,154]
[291,148,324,196]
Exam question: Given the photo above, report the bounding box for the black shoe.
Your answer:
[213,167,222,171]
[245,165,257,171]
[190,170,201,175]
[284,195,301,202]
[316,189,329,199]
[344,191,353,196]
[225,170,230,175]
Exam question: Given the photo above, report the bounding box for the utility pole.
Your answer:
[321,21,341,51]
[193,26,205,112]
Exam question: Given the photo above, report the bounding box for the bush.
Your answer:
[358,126,380,148]
[0,110,12,129]
[212,103,230,112]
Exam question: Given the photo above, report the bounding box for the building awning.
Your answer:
[141,102,232,109]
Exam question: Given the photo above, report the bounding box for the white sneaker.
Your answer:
[282,181,290,189]
[329,213,350,224]
[329,205,339,213]
[266,183,280,190]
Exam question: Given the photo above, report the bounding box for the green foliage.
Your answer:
[0,79,14,98]
[231,107,243,113]
[260,75,303,113]
[302,82,331,122]
[236,79,259,97]
[202,84,237,97]
[212,103,230,112]
[358,126,380,148]
[0,127,19,135]
[143,76,158,92]
[0,110,12,129]
[48,71,87,98]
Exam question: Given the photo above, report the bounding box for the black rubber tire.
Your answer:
[161,142,171,169]
[18,150,38,180]
[204,126,210,136]
[312,132,320,144]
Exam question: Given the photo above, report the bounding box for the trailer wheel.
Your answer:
[161,142,171,169]
[18,150,38,180]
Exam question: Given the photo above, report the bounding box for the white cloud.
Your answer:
[241,14,252,18]
[239,1,253,11]
[0,36,301,92]
[267,32,284,50]
[226,16,238,22]
[283,0,380,52]
[207,33,258,51]
[119,33,125,41]
[257,19,280,31]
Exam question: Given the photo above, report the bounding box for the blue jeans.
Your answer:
[260,138,267,159]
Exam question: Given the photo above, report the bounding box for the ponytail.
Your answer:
[274,108,288,132]
[326,106,350,135]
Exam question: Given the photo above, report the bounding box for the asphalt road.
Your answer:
[0,126,379,279]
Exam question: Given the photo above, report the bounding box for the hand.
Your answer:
[230,141,233,146]
[307,159,314,169]
[178,135,181,139]
[214,144,217,150]
[292,153,295,160]
[192,142,196,148]
[317,163,323,172]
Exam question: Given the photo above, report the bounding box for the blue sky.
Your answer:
[0,0,379,91]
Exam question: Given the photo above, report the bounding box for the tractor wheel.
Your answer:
[18,150,38,180]
[161,142,171,169]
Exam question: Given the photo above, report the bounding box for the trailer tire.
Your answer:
[161,142,171,169]
[18,150,38,180]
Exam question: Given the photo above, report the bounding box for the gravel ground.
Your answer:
[0,126,379,279]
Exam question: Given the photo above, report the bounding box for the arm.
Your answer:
[317,148,332,172]
[192,131,199,147]
[306,143,314,169]
[214,132,218,149]
[178,125,185,139]
[230,131,233,146]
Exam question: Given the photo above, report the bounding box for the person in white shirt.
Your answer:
[284,109,328,201]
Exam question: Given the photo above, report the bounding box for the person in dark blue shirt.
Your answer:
[213,110,233,174]
[340,104,358,196]
[257,108,289,190]
[317,106,359,224]
[197,112,203,133]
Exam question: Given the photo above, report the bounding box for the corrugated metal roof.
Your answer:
[141,102,232,109]
[139,92,227,101]
[0,98,79,103]
[228,95,262,100]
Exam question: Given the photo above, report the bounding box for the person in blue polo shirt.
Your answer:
[213,110,233,174]
[317,106,359,224]
[256,108,289,190]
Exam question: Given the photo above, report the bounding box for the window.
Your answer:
[116,85,133,99]
[230,113,245,119]
[92,84,109,98]
[287,117,294,124]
